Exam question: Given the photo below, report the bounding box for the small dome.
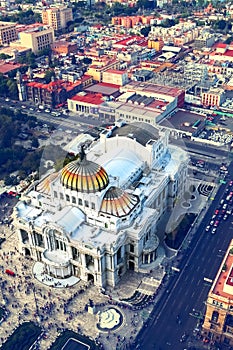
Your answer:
[61,158,109,193]
[100,186,139,217]
[37,173,59,195]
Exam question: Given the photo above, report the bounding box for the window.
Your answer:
[66,194,70,201]
[60,193,64,200]
[84,200,89,208]
[54,191,58,198]
[78,198,82,205]
[91,202,95,210]
[72,196,76,204]
[130,244,134,253]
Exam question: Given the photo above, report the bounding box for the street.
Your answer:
[135,164,233,350]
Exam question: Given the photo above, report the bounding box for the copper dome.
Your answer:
[100,186,139,217]
[61,157,109,193]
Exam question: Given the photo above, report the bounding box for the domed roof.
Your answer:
[37,173,59,195]
[61,156,109,193]
[100,186,139,217]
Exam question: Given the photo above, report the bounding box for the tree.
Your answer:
[111,2,126,16]
[83,57,92,65]
[44,70,55,83]
[7,79,18,99]
[71,56,76,65]
[31,137,39,148]
[137,0,155,9]
[140,26,151,37]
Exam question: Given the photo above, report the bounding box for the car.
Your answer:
[205,225,210,232]
[45,109,51,113]
[212,214,216,220]
[180,333,188,343]
[223,203,228,210]
[223,214,228,220]
[215,209,220,214]
[210,220,214,226]
[214,220,219,227]
[29,107,34,111]
[21,105,27,109]
[211,228,217,234]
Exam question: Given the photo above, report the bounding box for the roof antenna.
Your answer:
[80,145,86,161]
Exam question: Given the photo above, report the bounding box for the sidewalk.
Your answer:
[0,226,162,350]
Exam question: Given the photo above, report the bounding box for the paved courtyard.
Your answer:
[0,225,165,350]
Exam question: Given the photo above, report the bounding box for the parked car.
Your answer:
[205,225,210,232]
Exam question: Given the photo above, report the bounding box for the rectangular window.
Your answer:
[72,196,76,204]
[78,198,82,205]
[66,194,70,201]
[84,200,89,207]
[130,244,134,253]
[54,191,58,198]
[91,202,95,210]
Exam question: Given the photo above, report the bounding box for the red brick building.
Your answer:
[26,79,82,108]
[51,41,77,55]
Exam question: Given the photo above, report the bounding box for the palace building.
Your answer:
[13,122,188,288]
[202,239,233,346]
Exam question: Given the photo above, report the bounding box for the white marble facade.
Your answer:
[13,122,188,287]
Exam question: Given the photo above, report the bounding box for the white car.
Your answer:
[205,225,210,232]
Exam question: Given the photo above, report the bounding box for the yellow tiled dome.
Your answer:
[100,186,139,217]
[61,157,109,193]
[37,173,59,195]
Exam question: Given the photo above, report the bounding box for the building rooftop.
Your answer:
[71,93,104,105]
[211,240,233,302]
[84,82,120,96]
[0,61,22,74]
[122,81,184,98]
[111,122,159,146]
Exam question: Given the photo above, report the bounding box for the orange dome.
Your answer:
[61,158,109,193]
[100,186,139,217]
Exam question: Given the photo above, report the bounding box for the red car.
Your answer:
[5,269,15,276]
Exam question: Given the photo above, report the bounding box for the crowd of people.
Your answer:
[0,225,162,350]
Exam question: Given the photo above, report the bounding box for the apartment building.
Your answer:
[202,239,233,346]
[87,59,121,82]
[201,88,225,107]
[19,25,54,54]
[42,6,73,31]
[0,22,18,45]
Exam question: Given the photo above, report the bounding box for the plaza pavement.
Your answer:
[0,225,165,350]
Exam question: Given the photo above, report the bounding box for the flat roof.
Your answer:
[122,81,184,97]
[71,93,104,105]
[212,240,233,302]
[84,82,120,96]
[111,122,159,146]
[0,61,22,74]
[160,110,206,134]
